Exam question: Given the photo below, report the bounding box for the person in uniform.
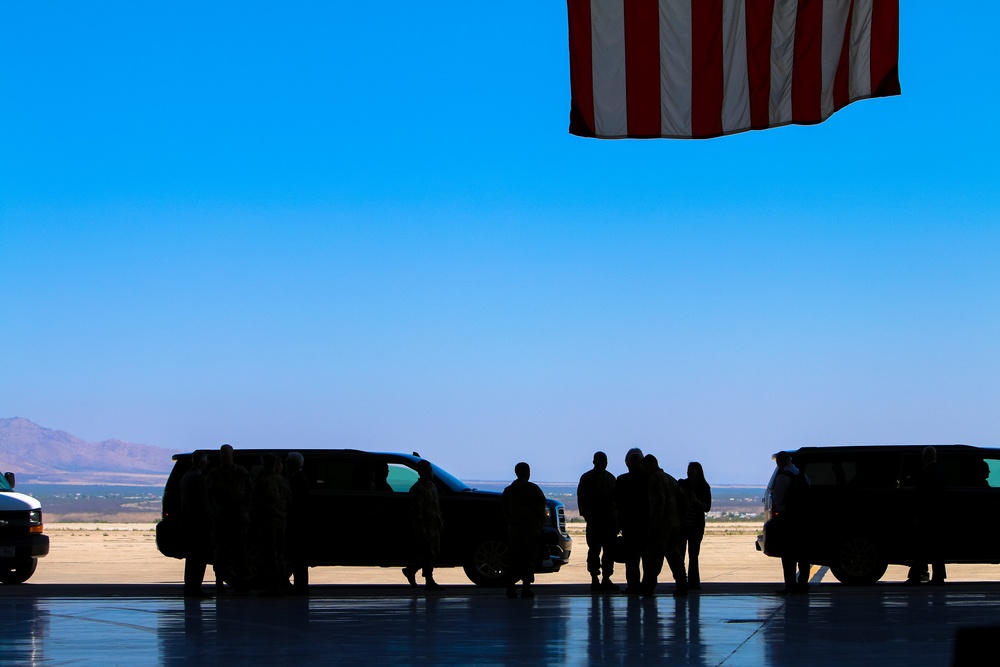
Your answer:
[206,444,253,593]
[577,451,618,591]
[252,453,292,596]
[180,450,212,598]
[402,459,444,590]
[502,462,547,599]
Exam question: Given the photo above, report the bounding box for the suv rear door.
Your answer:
[301,455,420,565]
[902,449,1000,562]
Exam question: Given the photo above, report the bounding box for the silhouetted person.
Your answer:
[641,454,687,597]
[772,451,811,594]
[906,446,947,585]
[180,450,212,598]
[403,459,444,590]
[577,451,618,591]
[252,453,292,597]
[285,451,309,594]
[502,462,546,599]
[679,461,711,590]
[206,444,253,593]
[615,448,648,594]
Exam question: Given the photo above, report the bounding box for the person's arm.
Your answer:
[772,471,791,513]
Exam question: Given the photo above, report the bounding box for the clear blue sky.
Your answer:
[2,2,998,484]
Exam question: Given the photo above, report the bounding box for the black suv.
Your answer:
[157,449,572,586]
[757,444,1000,584]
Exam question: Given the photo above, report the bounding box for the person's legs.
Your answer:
[596,521,617,588]
[797,560,811,591]
[641,536,665,597]
[183,557,208,595]
[687,528,703,588]
[622,532,642,592]
[677,531,689,579]
[585,525,602,588]
[506,533,529,598]
[780,556,797,591]
[665,533,688,595]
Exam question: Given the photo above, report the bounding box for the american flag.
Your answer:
[567,0,900,139]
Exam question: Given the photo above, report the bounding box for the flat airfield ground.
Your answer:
[26,522,1000,587]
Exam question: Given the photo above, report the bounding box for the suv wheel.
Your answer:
[0,559,38,585]
[463,537,509,587]
[830,536,887,585]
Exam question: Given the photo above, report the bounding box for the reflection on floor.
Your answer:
[2,589,997,666]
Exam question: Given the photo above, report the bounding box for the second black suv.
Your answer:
[757,444,1000,584]
[157,449,572,587]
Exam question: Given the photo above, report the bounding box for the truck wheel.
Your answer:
[829,537,887,585]
[0,559,38,585]
[463,538,509,587]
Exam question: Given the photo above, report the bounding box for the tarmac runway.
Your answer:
[3,582,999,666]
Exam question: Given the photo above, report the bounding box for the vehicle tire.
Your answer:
[829,537,887,585]
[0,559,38,585]
[463,537,509,587]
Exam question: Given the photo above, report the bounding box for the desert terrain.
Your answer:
[26,522,1000,587]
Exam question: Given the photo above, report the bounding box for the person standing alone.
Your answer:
[577,451,618,591]
[502,462,546,599]
[772,451,811,594]
[403,459,444,591]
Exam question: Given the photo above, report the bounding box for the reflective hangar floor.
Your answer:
[2,584,998,666]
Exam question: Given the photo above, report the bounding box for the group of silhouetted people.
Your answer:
[578,449,712,598]
[180,444,309,598]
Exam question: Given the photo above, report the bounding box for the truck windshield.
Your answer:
[0,474,12,492]
[430,464,470,492]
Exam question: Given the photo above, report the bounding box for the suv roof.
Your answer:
[169,449,472,492]
[790,444,992,455]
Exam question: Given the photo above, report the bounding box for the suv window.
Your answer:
[799,455,899,489]
[308,459,369,491]
[985,459,1000,487]
[800,461,856,487]
[958,457,999,487]
[304,459,419,493]
[385,464,419,493]
[899,454,1000,488]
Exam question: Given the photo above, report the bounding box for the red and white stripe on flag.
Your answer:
[568,0,900,139]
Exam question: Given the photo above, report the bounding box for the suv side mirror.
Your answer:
[3,471,14,489]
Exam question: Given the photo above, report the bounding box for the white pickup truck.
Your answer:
[0,470,49,584]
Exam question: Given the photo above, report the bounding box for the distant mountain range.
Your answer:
[0,417,171,485]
